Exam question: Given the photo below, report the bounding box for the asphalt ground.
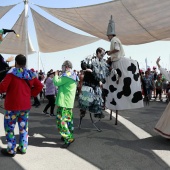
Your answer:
[0,96,170,170]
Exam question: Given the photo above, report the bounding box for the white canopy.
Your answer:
[38,0,170,45]
[0,11,35,55]
[0,5,15,19]
[31,8,99,53]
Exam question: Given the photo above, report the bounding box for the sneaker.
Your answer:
[50,114,55,116]
[16,146,26,155]
[42,111,49,115]
[1,148,15,157]
[60,139,75,149]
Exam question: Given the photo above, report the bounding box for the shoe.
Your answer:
[60,139,75,149]
[42,111,50,115]
[61,136,65,141]
[16,146,26,155]
[32,103,36,106]
[35,104,40,108]
[50,114,55,116]
[1,148,15,157]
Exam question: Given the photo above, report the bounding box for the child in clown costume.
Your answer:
[53,60,79,148]
[0,54,43,157]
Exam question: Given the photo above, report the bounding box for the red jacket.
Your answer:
[0,73,43,111]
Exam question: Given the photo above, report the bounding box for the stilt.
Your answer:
[78,111,102,132]
[110,110,118,125]
[115,110,118,125]
[110,110,112,120]
[89,112,102,132]
[78,114,84,129]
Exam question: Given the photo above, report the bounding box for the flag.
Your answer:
[145,58,148,70]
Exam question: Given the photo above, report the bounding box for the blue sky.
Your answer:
[0,0,170,72]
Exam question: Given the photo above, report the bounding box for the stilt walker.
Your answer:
[78,48,110,131]
[103,16,144,124]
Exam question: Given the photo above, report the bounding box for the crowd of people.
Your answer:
[141,66,170,102]
[0,17,170,158]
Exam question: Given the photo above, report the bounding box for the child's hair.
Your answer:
[15,54,26,67]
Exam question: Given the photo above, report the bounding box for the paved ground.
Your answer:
[0,96,170,170]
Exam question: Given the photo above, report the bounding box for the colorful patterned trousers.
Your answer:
[4,110,29,154]
[56,107,74,144]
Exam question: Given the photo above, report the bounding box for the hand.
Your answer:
[156,56,161,64]
[105,51,110,55]
[156,57,161,68]
[86,69,92,72]
[55,70,58,76]
[6,56,14,62]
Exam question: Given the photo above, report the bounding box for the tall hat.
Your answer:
[106,15,116,36]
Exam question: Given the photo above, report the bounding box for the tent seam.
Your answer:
[74,8,104,36]
[120,0,159,40]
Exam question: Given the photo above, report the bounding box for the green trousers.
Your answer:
[56,107,74,144]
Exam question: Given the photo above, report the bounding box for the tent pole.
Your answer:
[24,0,29,68]
[38,51,40,71]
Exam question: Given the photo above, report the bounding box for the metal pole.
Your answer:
[38,51,40,71]
[24,0,29,68]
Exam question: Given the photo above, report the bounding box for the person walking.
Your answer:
[0,54,43,157]
[42,71,57,116]
[53,60,78,148]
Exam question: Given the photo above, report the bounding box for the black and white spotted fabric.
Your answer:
[103,57,144,110]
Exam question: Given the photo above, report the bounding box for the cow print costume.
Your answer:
[103,57,144,110]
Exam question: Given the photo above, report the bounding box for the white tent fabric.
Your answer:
[38,0,170,45]
[0,11,35,55]
[31,8,99,53]
[0,5,15,19]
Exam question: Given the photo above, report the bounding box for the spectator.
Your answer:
[42,71,57,116]
[31,68,41,108]
[155,76,163,101]
[143,71,153,100]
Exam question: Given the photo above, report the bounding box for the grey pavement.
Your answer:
[0,96,170,170]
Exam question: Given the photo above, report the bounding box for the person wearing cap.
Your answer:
[53,60,79,148]
[154,57,170,138]
[0,54,43,157]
